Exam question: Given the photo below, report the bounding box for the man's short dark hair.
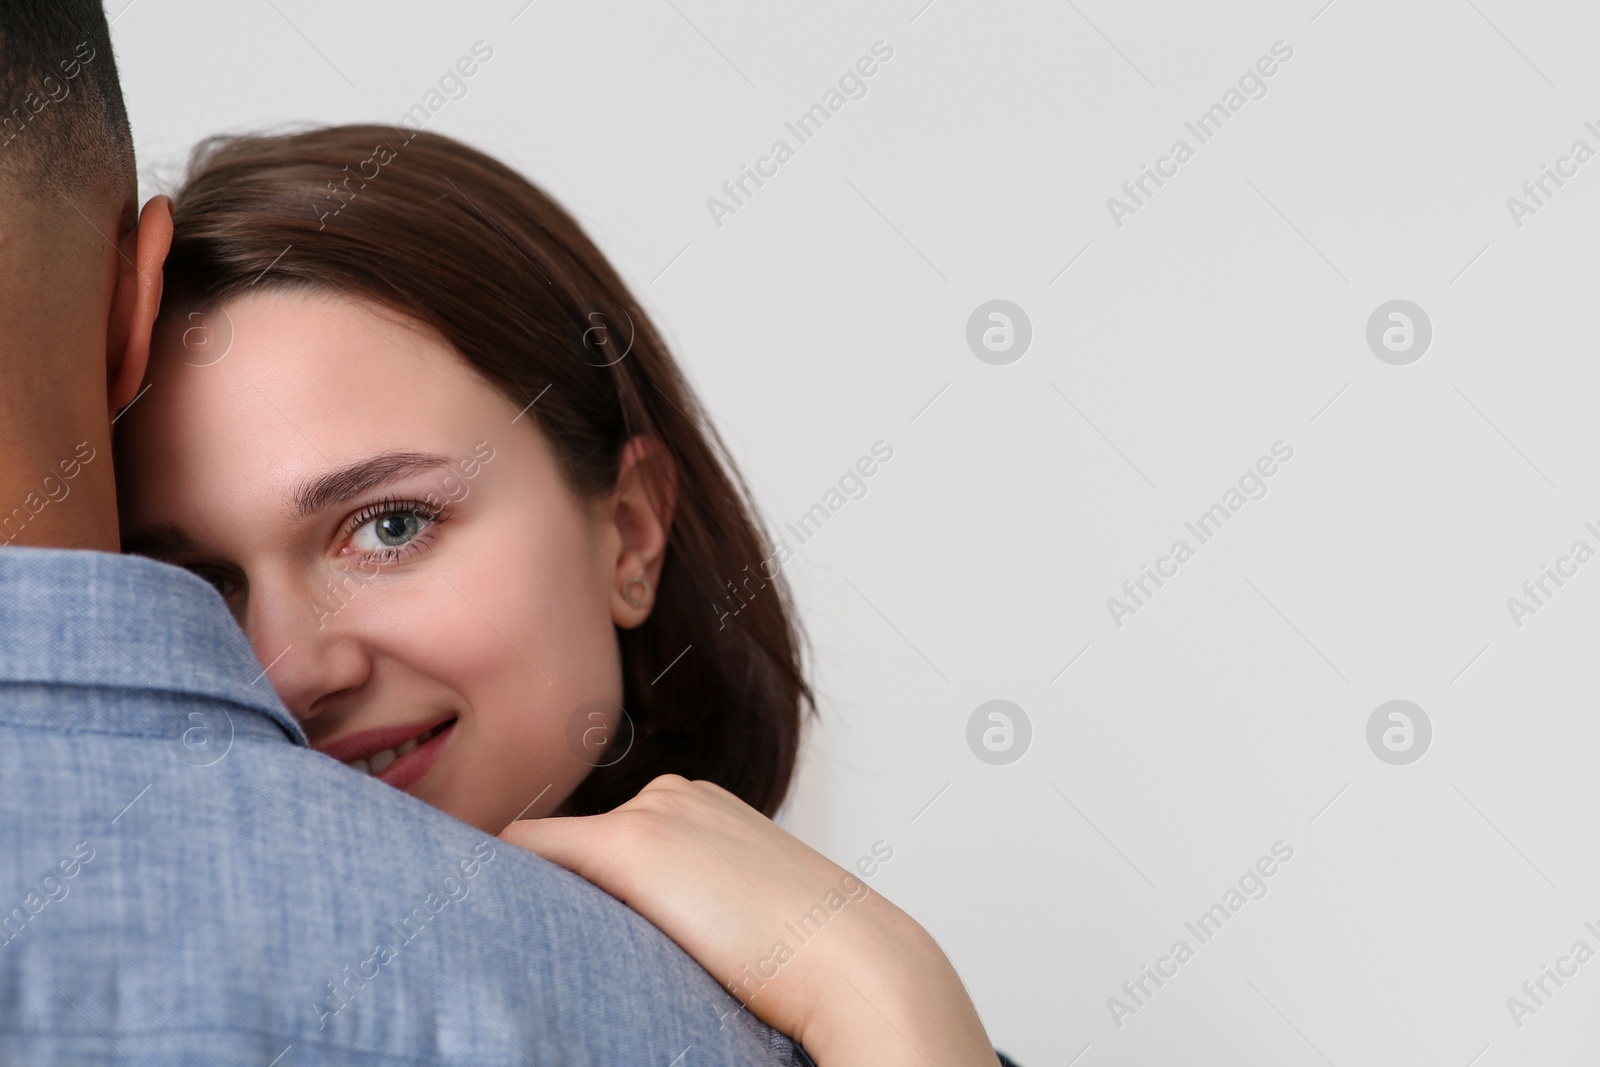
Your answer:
[0,2,133,206]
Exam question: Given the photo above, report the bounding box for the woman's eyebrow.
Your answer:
[122,523,199,559]
[292,451,455,518]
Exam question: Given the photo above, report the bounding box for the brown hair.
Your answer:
[155,124,814,817]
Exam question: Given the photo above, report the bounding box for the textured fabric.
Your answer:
[0,547,804,1065]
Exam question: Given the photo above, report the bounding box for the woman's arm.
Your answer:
[500,774,998,1067]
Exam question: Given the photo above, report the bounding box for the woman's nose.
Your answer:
[243,572,373,723]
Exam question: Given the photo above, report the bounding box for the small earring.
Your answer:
[623,574,652,609]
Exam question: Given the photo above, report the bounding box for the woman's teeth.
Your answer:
[346,722,447,776]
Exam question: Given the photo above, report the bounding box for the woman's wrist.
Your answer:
[794,902,996,1067]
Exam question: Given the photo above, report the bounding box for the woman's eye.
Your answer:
[350,510,431,553]
[188,566,240,600]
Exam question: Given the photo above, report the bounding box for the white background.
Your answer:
[116,1,1600,1063]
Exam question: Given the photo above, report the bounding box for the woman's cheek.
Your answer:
[431,498,625,819]
[452,538,623,715]
[423,576,608,750]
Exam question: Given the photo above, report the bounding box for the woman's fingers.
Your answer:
[499,776,889,1038]
[499,812,647,904]
[498,775,996,1065]
[498,814,591,869]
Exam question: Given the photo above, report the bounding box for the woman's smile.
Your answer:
[315,713,458,791]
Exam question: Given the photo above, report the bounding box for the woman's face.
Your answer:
[117,288,667,834]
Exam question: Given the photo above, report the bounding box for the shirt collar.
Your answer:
[0,546,307,745]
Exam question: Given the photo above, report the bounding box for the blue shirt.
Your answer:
[0,547,807,1065]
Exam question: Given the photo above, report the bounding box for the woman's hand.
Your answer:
[499,774,996,1067]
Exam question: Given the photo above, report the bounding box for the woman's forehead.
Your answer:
[121,290,519,511]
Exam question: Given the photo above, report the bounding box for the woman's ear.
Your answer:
[607,435,679,629]
[106,195,173,413]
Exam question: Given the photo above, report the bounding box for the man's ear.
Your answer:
[107,195,173,412]
[607,435,680,629]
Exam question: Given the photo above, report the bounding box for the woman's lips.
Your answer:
[315,714,457,795]
[375,718,454,793]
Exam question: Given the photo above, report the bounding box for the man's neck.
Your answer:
[0,414,118,552]
[0,212,121,553]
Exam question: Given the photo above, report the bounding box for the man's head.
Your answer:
[0,3,133,200]
[0,1,171,552]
